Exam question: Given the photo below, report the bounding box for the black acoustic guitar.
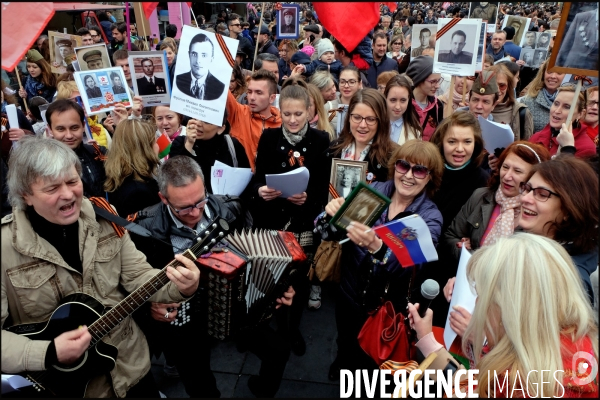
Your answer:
[5,218,230,397]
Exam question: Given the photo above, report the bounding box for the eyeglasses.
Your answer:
[498,82,508,90]
[166,195,210,216]
[425,77,444,86]
[394,159,430,179]
[519,182,560,202]
[229,23,241,27]
[339,79,358,87]
[349,113,378,126]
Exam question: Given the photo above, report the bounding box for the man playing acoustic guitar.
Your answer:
[1,136,202,397]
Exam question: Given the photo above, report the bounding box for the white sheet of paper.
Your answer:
[265,167,310,198]
[210,160,253,196]
[444,246,477,349]
[478,115,515,154]
[5,104,19,129]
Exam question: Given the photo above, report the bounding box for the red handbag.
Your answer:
[357,301,415,365]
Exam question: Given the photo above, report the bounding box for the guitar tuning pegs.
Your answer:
[219,232,224,237]
[203,246,209,251]
[196,237,202,242]
[204,230,210,236]
[210,239,216,244]
[212,223,217,228]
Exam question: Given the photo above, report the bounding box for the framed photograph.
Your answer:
[433,18,482,76]
[468,2,499,33]
[519,48,535,68]
[277,4,300,39]
[500,15,531,48]
[531,49,548,69]
[171,25,238,126]
[329,159,368,201]
[330,182,391,231]
[130,50,171,106]
[411,24,437,58]
[48,31,82,74]
[74,67,132,115]
[521,31,537,50]
[548,2,598,77]
[74,44,111,71]
[475,21,487,72]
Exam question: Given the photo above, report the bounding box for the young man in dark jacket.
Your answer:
[366,31,399,88]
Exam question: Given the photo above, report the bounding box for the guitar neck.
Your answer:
[86,218,229,347]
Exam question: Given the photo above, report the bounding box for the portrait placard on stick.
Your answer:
[468,2,499,33]
[411,24,438,58]
[548,2,598,77]
[433,18,481,76]
[74,67,132,115]
[475,22,487,72]
[129,51,171,106]
[277,4,300,39]
[75,44,111,72]
[170,25,237,126]
[48,31,82,74]
[500,15,531,48]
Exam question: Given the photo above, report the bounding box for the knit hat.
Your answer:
[300,45,315,57]
[26,49,44,63]
[405,55,433,87]
[317,38,334,59]
[471,71,498,96]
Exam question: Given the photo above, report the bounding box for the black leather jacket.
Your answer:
[74,143,107,199]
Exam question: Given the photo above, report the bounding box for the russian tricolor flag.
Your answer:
[372,215,438,267]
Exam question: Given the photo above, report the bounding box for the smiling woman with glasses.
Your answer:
[319,138,443,380]
[386,33,406,61]
[519,155,598,305]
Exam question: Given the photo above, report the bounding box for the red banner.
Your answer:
[142,2,159,19]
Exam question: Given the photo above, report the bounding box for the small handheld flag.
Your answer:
[156,131,171,159]
[372,214,438,267]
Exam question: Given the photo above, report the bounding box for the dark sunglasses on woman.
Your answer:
[394,159,430,179]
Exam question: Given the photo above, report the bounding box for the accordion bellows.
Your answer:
[205,230,306,339]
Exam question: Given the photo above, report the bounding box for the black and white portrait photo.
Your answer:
[49,32,82,74]
[329,159,367,201]
[552,3,598,76]
[129,51,171,106]
[536,32,551,50]
[171,26,238,126]
[74,67,132,116]
[519,48,534,67]
[522,31,537,49]
[136,58,167,95]
[434,18,481,76]
[111,72,127,94]
[501,15,531,48]
[75,44,111,72]
[469,2,498,32]
[411,25,437,58]
[336,189,382,228]
[176,34,225,101]
[532,49,547,69]
[83,74,102,98]
[277,4,300,39]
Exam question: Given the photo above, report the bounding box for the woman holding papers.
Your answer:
[519,156,598,305]
[528,85,597,158]
[104,119,161,218]
[441,141,550,336]
[250,84,331,356]
[488,63,534,141]
[169,113,250,195]
[406,234,598,398]
[321,139,443,381]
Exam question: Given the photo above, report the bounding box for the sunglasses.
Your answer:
[519,182,560,202]
[394,159,430,179]
[498,82,508,90]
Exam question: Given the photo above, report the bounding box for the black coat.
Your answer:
[250,126,331,233]
[175,71,225,100]
[74,143,107,199]
[106,175,160,218]
[169,127,250,195]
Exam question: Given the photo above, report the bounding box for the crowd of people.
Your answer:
[1,1,598,398]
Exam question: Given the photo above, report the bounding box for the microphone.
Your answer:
[418,279,440,318]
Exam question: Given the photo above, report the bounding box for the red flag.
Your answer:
[313,2,380,53]
[1,2,55,72]
[382,2,397,13]
[142,2,159,19]
[186,2,192,8]
[442,2,451,10]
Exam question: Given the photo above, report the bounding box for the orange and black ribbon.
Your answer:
[91,142,107,161]
[573,75,593,85]
[435,17,462,40]
[89,197,126,237]
[288,149,304,167]
[329,183,340,199]
[215,33,235,68]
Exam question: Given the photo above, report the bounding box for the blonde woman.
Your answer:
[408,233,598,398]
[104,119,161,217]
[306,83,335,141]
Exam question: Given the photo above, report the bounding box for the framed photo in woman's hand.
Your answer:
[329,158,368,201]
[330,182,391,232]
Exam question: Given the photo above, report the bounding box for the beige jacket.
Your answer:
[1,199,188,397]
